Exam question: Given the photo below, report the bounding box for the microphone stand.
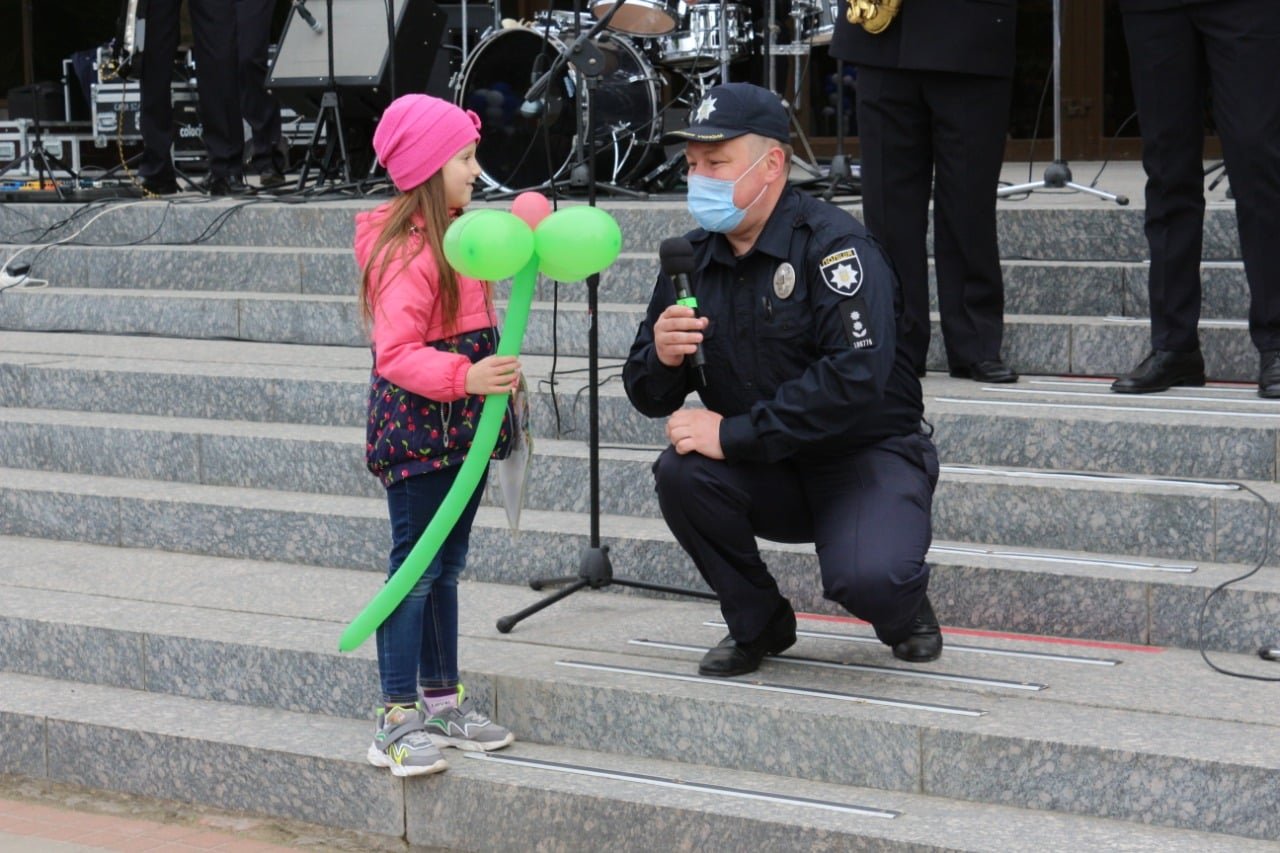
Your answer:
[496,0,717,634]
[996,0,1127,205]
[296,0,351,190]
[484,0,646,200]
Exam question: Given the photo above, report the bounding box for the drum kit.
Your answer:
[451,0,844,195]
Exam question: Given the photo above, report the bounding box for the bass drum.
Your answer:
[457,24,663,192]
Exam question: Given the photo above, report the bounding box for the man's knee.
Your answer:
[824,559,928,626]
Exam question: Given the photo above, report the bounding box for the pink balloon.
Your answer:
[511,192,552,228]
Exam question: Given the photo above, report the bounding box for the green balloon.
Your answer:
[534,206,622,282]
[339,257,539,653]
[443,209,536,281]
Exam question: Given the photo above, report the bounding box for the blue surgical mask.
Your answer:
[686,151,770,233]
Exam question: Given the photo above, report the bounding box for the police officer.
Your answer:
[830,0,1018,383]
[138,0,255,196]
[1111,0,1280,398]
[623,83,942,678]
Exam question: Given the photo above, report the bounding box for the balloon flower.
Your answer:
[339,200,623,652]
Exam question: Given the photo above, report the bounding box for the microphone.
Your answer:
[520,53,550,119]
[659,237,707,388]
[293,0,323,34]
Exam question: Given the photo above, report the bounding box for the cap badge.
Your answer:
[693,96,717,123]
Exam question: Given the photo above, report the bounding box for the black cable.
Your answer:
[997,63,1055,201]
[1197,480,1279,682]
[1088,110,1138,189]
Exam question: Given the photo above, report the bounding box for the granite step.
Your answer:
[3,671,1262,851]
[12,242,1255,321]
[0,286,1268,381]
[0,538,1277,841]
[0,198,1246,260]
[0,470,1276,652]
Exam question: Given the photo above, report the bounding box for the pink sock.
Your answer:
[422,687,457,715]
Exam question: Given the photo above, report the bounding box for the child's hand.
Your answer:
[464,355,522,395]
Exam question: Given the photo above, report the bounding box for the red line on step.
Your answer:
[796,612,1165,653]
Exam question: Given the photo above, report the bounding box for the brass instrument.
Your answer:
[846,0,902,34]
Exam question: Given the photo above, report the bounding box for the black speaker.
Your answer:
[268,0,447,117]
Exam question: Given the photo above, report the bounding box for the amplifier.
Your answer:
[91,80,200,152]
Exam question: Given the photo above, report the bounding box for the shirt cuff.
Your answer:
[718,414,758,461]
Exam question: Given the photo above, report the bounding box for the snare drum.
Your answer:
[590,0,680,36]
[658,3,754,69]
[794,0,839,45]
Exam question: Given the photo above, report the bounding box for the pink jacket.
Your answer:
[354,203,498,401]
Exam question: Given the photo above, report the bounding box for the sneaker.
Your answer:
[424,687,515,752]
[366,703,448,776]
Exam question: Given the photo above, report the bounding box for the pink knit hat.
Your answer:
[373,94,482,191]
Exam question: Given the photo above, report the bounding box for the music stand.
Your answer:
[996,0,1127,205]
[295,0,352,189]
[496,0,717,634]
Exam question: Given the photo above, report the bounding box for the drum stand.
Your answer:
[996,0,1127,204]
[763,0,824,180]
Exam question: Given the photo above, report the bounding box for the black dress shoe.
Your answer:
[256,166,287,190]
[891,594,943,663]
[698,603,797,678]
[204,174,257,197]
[140,175,179,196]
[1111,349,1205,394]
[949,359,1018,383]
[1260,350,1280,399]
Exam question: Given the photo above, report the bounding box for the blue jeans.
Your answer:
[375,466,485,705]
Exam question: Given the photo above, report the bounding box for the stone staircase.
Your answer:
[1,194,1278,850]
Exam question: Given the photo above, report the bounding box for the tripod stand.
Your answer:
[996,0,1127,205]
[496,0,717,635]
[296,0,351,189]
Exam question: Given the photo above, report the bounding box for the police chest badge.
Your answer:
[773,263,795,299]
[820,247,863,297]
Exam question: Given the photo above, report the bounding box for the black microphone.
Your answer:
[520,53,550,118]
[659,237,707,388]
[293,0,323,34]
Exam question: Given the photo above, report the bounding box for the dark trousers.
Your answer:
[1123,1,1280,353]
[856,67,1012,371]
[236,0,284,172]
[653,432,938,645]
[140,0,244,181]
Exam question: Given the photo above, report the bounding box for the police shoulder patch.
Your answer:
[820,246,864,297]
[839,296,876,350]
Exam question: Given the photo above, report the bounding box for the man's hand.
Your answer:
[666,407,724,459]
[653,304,708,368]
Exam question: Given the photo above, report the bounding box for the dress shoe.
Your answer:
[698,603,797,678]
[256,166,287,190]
[949,359,1018,383]
[203,174,257,197]
[891,594,943,663]
[1111,349,1204,394]
[1260,350,1280,399]
[139,175,178,196]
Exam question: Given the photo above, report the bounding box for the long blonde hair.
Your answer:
[359,172,462,336]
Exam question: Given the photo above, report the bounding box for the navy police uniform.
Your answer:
[624,185,939,647]
[830,0,1016,376]
[1118,0,1280,361]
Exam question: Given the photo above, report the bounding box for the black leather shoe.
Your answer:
[140,175,178,196]
[949,359,1018,383]
[1260,350,1280,399]
[204,174,257,197]
[1111,349,1205,394]
[891,594,943,663]
[256,166,287,190]
[698,603,797,678]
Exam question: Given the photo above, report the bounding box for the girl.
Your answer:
[355,94,519,776]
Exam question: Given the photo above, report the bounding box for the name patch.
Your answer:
[839,296,876,349]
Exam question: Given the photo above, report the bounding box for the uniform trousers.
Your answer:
[236,0,284,173]
[653,431,938,644]
[1123,0,1280,353]
[855,67,1012,371]
[140,0,244,181]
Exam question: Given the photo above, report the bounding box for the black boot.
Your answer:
[699,602,797,678]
